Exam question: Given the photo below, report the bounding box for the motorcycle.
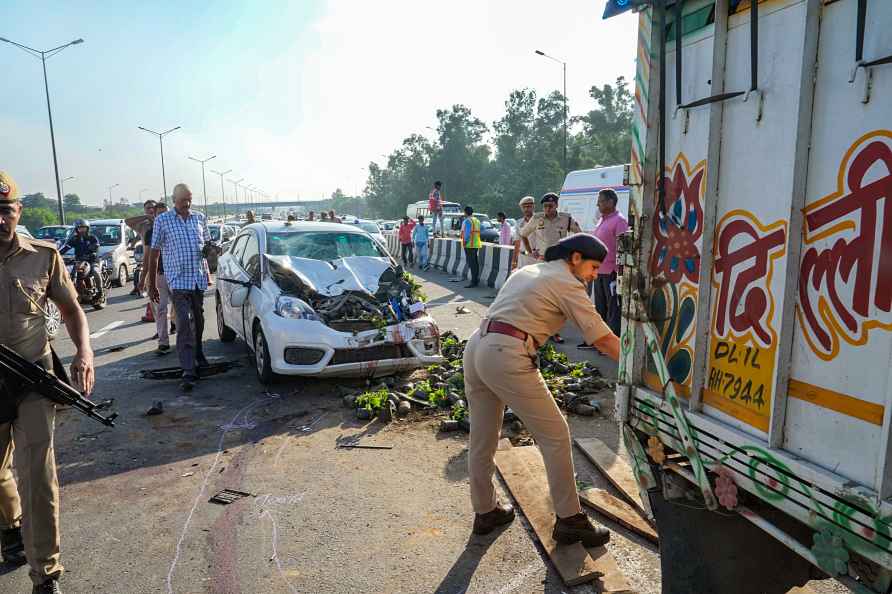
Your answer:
[62,253,111,310]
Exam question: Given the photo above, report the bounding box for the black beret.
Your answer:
[540,192,559,204]
[545,232,608,263]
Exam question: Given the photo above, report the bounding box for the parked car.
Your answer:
[442,212,499,243]
[215,221,442,383]
[380,220,397,232]
[351,219,385,245]
[16,225,32,238]
[85,219,138,287]
[34,225,73,248]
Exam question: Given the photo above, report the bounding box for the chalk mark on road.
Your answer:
[261,509,300,594]
[89,320,125,339]
[166,395,272,594]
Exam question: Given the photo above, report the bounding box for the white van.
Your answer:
[558,165,630,232]
[405,199,462,220]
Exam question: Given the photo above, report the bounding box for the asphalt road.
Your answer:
[0,269,845,594]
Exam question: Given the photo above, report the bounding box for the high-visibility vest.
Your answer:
[464,217,481,248]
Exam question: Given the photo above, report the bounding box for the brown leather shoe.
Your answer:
[552,513,611,547]
[472,503,515,535]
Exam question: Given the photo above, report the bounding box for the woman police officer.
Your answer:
[464,233,621,545]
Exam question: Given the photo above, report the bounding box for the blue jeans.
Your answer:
[415,242,429,268]
[431,211,444,235]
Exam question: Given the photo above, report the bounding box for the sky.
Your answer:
[2,1,638,208]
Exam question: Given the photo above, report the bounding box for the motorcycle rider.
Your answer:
[63,221,101,291]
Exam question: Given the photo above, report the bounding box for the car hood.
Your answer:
[265,255,395,298]
[97,245,119,257]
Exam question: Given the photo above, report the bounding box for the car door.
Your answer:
[220,233,249,335]
[237,231,262,344]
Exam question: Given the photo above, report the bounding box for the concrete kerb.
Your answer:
[383,233,512,289]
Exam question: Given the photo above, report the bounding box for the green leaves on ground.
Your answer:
[450,402,467,422]
[355,388,390,412]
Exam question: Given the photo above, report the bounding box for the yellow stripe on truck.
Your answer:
[788,380,885,426]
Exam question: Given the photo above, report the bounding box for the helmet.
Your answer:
[73,219,89,229]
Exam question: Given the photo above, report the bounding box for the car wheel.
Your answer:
[217,294,236,342]
[112,263,126,287]
[45,300,62,340]
[253,326,274,385]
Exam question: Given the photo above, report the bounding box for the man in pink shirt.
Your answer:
[591,188,628,336]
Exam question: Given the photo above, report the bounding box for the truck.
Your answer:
[608,0,892,592]
[559,164,632,232]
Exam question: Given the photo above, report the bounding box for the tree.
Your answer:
[63,194,81,209]
[574,77,633,168]
[19,207,58,231]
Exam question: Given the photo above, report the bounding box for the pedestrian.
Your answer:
[518,192,581,343]
[461,205,482,288]
[321,212,330,222]
[589,189,628,338]
[308,211,316,221]
[497,211,512,246]
[463,233,619,545]
[328,210,342,223]
[245,210,256,225]
[512,196,537,271]
[398,215,416,267]
[139,202,176,354]
[413,214,430,270]
[125,199,156,295]
[0,170,96,594]
[287,214,296,222]
[146,184,211,392]
[429,181,444,236]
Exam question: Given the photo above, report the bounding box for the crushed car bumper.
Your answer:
[263,316,443,377]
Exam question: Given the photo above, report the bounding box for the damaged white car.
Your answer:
[215,221,443,383]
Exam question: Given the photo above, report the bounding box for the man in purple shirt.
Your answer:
[591,189,628,336]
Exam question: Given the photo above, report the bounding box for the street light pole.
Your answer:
[188,154,216,215]
[535,49,568,172]
[228,177,244,215]
[212,169,232,220]
[107,183,119,208]
[60,176,75,200]
[138,125,181,202]
[1,36,84,224]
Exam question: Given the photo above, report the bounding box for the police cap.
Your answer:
[0,171,19,204]
[544,232,608,263]
[518,195,535,206]
[540,192,559,204]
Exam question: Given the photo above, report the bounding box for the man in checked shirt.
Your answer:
[145,184,211,391]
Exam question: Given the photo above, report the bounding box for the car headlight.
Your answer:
[275,295,320,320]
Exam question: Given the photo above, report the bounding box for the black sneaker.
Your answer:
[472,503,515,535]
[180,377,195,392]
[32,578,62,594]
[552,513,610,547]
[156,344,171,355]
[1,526,26,566]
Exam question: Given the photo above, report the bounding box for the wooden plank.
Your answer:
[574,437,646,516]
[496,445,634,592]
[579,487,659,545]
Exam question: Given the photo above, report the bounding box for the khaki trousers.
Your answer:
[0,392,62,584]
[464,326,582,518]
[153,272,174,347]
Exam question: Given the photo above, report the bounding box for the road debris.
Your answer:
[140,360,240,380]
[337,443,394,450]
[145,401,164,416]
[455,304,472,315]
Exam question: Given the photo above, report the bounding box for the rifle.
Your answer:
[0,344,117,427]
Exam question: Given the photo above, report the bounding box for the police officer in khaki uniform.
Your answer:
[0,171,95,594]
[512,196,538,270]
[518,192,581,261]
[464,234,620,545]
[519,192,582,343]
